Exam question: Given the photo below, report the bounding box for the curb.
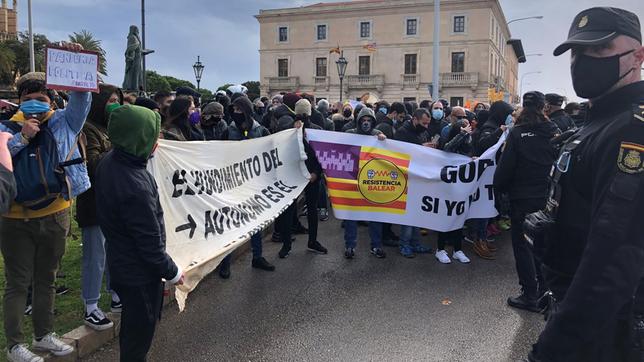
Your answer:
[40,237,255,361]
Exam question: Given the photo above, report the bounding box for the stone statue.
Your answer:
[123,25,143,91]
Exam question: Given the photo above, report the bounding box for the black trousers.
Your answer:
[112,281,164,362]
[304,180,320,244]
[437,230,462,251]
[279,203,296,250]
[510,198,546,299]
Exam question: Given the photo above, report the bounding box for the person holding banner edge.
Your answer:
[343,107,388,259]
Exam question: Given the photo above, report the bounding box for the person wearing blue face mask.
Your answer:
[426,100,448,148]
[0,42,92,362]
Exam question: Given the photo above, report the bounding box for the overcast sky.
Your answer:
[19,0,644,102]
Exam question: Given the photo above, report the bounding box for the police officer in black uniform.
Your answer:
[528,7,644,362]
[544,93,576,132]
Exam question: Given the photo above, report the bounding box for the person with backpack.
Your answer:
[75,84,123,332]
[0,61,91,360]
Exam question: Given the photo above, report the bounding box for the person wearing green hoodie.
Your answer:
[95,105,184,362]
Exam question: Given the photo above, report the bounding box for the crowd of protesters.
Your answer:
[0,5,641,360]
[0,66,586,361]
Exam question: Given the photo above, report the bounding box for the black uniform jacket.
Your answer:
[534,82,644,361]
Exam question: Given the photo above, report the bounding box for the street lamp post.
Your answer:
[27,0,34,72]
[192,56,204,91]
[507,16,544,25]
[335,51,348,103]
[520,71,541,102]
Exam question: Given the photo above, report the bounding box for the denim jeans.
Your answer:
[343,221,382,249]
[81,225,111,305]
[399,225,420,248]
[220,232,263,268]
[469,218,488,240]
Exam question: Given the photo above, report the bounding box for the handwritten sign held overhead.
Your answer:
[45,46,99,93]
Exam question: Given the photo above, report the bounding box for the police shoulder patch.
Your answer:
[636,102,644,123]
[618,142,644,174]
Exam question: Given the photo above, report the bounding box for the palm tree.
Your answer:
[0,43,16,86]
[68,30,107,78]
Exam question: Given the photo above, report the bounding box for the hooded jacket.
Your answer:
[346,107,382,136]
[76,84,122,227]
[199,102,228,141]
[395,120,428,145]
[375,115,395,139]
[228,96,270,140]
[493,120,560,201]
[548,109,576,132]
[96,105,180,286]
[475,101,514,155]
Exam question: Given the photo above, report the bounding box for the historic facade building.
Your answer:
[256,0,524,105]
[0,0,17,41]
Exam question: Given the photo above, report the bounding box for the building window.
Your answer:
[278,26,288,42]
[316,57,327,77]
[317,24,327,41]
[451,52,465,73]
[453,16,465,33]
[358,56,370,75]
[404,54,417,75]
[278,59,288,77]
[360,21,371,39]
[406,18,418,36]
[450,97,464,106]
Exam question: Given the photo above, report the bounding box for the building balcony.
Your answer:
[346,74,385,91]
[313,76,330,91]
[401,74,420,90]
[439,72,479,89]
[267,76,300,91]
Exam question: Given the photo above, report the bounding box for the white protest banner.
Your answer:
[307,129,506,231]
[45,46,99,93]
[148,129,310,310]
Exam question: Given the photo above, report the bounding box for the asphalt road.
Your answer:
[86,216,544,362]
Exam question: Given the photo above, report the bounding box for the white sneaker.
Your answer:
[7,344,43,362]
[32,333,73,356]
[435,250,451,264]
[453,250,471,264]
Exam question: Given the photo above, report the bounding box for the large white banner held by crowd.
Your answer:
[306,129,505,231]
[148,129,310,310]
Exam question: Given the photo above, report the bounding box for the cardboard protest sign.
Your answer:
[45,46,99,93]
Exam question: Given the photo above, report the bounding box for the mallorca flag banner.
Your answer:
[306,129,506,231]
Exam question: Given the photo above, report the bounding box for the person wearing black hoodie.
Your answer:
[199,101,228,141]
[343,107,388,259]
[273,98,328,258]
[376,101,405,139]
[222,95,275,273]
[161,96,203,141]
[474,100,513,156]
[494,91,560,313]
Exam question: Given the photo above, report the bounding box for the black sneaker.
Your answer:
[507,293,540,313]
[24,304,32,316]
[307,241,328,254]
[292,223,308,235]
[110,300,122,313]
[344,248,355,259]
[55,286,69,295]
[278,246,291,259]
[370,248,386,258]
[252,257,275,271]
[84,309,114,331]
[218,262,231,279]
[318,208,329,221]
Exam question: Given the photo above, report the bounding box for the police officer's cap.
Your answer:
[522,91,545,109]
[553,7,641,56]
[545,93,565,106]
